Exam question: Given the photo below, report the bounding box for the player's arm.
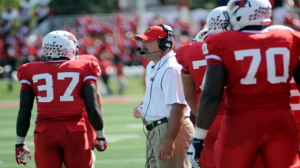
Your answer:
[181,73,197,116]
[95,81,103,117]
[293,65,300,91]
[17,90,35,137]
[16,90,35,165]
[196,65,225,133]
[187,65,226,167]
[82,83,104,131]
[82,83,107,151]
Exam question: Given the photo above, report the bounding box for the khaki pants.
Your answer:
[146,118,194,168]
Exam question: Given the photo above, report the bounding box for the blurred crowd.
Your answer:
[58,12,202,95]
[1,0,300,94]
[0,1,206,94]
[0,0,52,86]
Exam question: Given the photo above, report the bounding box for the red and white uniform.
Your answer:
[290,78,300,149]
[204,28,300,168]
[176,42,226,168]
[17,59,100,168]
[77,54,100,148]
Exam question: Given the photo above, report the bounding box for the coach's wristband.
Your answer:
[194,127,208,139]
[16,136,26,145]
[95,130,105,138]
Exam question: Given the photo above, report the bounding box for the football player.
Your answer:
[15,30,107,168]
[265,25,300,157]
[177,6,228,168]
[189,0,300,167]
[61,54,103,168]
[290,77,300,155]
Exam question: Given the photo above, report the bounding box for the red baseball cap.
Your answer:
[134,26,167,41]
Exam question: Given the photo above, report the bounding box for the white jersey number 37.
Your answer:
[32,72,80,102]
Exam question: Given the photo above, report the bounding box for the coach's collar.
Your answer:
[151,50,175,69]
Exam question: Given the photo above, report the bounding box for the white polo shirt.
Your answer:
[141,51,190,123]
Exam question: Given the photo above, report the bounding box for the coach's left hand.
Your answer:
[158,139,174,161]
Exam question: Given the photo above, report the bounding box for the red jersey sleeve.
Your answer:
[83,60,101,85]
[203,34,224,66]
[17,63,33,90]
[175,44,190,74]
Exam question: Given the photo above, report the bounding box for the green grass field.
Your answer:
[0,77,149,168]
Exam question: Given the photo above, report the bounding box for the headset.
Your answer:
[136,24,173,55]
[157,24,173,51]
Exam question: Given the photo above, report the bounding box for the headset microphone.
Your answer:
[140,50,161,55]
[137,47,161,55]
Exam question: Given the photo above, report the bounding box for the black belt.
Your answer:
[146,117,168,131]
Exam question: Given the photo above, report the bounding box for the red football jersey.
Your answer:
[205,28,300,112]
[77,54,99,146]
[17,59,101,123]
[290,78,300,128]
[77,54,100,65]
[176,42,205,105]
[176,42,226,114]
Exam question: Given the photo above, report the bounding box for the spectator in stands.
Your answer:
[19,0,37,9]
[114,55,127,95]
[148,14,164,26]
[18,7,31,26]
[35,3,52,24]
[100,53,114,95]
[0,18,13,38]
[1,6,18,21]
[0,7,211,95]
[37,0,51,6]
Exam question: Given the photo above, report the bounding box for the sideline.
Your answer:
[0,95,143,108]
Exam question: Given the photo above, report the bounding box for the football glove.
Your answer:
[92,137,107,151]
[187,138,204,168]
[15,144,31,166]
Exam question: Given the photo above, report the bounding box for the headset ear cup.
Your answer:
[159,38,173,51]
[159,38,166,51]
[157,24,173,51]
[165,39,173,50]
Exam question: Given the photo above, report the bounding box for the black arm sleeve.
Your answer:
[16,90,35,137]
[293,65,300,92]
[82,83,104,131]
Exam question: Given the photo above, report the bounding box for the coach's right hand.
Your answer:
[133,104,143,119]
[15,144,31,166]
[133,103,148,126]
